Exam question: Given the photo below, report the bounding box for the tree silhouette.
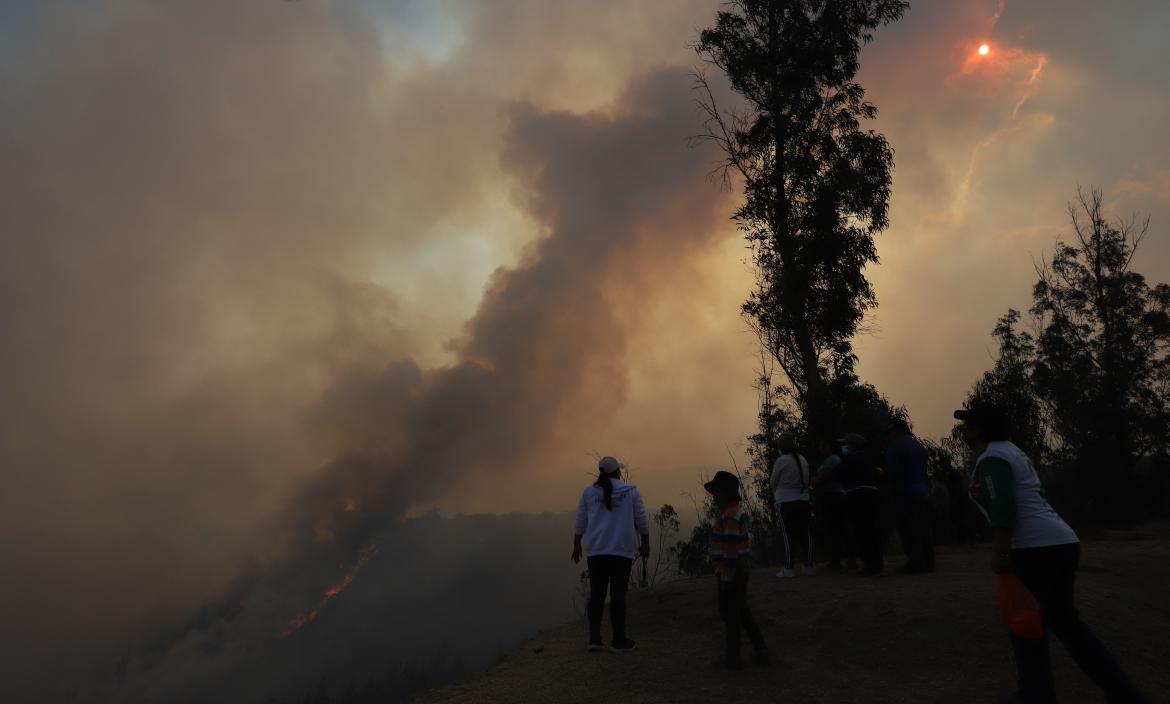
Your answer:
[1031,189,1170,522]
[649,504,681,585]
[742,359,797,564]
[692,0,907,443]
[964,188,1170,525]
[961,309,1048,461]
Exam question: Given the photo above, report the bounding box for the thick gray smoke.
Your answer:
[11,0,1167,700]
[0,2,733,701]
[109,67,729,703]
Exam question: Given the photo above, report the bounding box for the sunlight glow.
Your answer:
[979,44,991,56]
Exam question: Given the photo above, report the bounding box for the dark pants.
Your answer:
[586,555,632,645]
[847,488,883,573]
[717,563,766,657]
[778,500,813,570]
[817,491,853,567]
[896,496,935,572]
[1011,543,1146,704]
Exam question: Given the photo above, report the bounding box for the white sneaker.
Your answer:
[775,568,796,578]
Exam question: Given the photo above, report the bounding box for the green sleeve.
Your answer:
[976,458,1016,528]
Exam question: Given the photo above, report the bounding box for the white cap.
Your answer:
[598,456,623,473]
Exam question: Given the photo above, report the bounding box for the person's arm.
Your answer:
[728,512,752,583]
[708,516,719,566]
[572,491,588,563]
[632,489,651,558]
[740,512,753,555]
[811,456,835,488]
[991,528,1013,573]
[770,456,783,491]
[976,458,1017,572]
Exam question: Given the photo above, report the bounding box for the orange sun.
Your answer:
[978,44,991,56]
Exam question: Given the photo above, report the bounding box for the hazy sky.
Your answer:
[2,0,1169,700]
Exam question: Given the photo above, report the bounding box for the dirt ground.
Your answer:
[413,534,1170,703]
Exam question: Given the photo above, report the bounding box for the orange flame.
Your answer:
[281,541,380,637]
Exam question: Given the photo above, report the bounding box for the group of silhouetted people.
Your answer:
[771,421,935,581]
[571,403,1149,703]
[770,431,885,577]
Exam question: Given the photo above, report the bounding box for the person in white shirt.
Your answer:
[572,456,650,652]
[770,433,813,577]
[956,403,1147,704]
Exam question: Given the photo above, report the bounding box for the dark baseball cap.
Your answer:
[953,403,1009,435]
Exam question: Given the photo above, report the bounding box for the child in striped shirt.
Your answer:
[705,470,770,669]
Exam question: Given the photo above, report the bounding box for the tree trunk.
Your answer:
[765,4,832,444]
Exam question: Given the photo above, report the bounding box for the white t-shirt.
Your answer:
[976,441,1078,550]
[771,453,811,505]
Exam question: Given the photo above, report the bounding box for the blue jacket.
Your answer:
[885,435,929,500]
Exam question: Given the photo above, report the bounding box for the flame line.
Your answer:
[281,541,380,637]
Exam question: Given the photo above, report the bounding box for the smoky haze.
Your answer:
[108,511,590,703]
[5,0,1170,701]
[0,2,736,700]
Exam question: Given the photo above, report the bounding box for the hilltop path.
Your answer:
[414,536,1170,703]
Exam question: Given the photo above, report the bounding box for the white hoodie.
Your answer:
[574,478,650,559]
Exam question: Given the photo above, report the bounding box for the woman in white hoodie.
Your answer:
[572,456,650,652]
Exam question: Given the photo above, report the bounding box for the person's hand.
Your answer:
[639,540,650,559]
[571,544,582,564]
[991,551,1013,574]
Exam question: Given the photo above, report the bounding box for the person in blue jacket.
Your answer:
[885,418,935,574]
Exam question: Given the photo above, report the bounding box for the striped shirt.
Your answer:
[710,502,752,582]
